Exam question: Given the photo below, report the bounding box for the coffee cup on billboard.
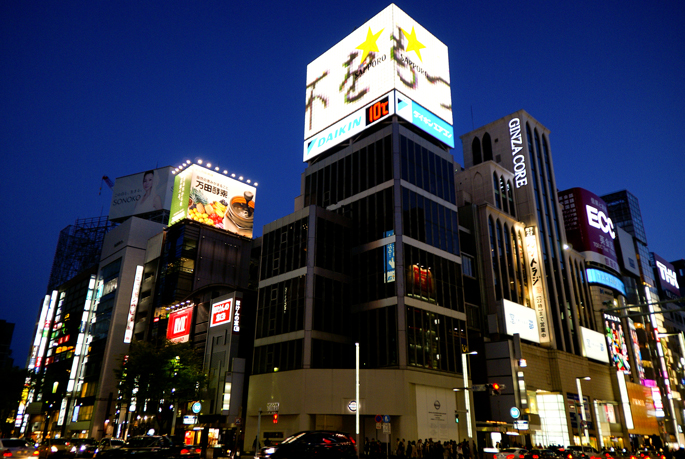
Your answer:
[225,191,254,231]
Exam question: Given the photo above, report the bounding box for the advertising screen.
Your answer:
[167,307,193,343]
[604,314,630,374]
[652,253,681,297]
[109,167,174,221]
[559,188,618,272]
[305,4,451,148]
[169,164,257,238]
[627,319,645,381]
[210,297,233,328]
[502,299,540,344]
[586,268,627,296]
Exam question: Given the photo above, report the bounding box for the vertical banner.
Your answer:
[525,227,550,344]
[384,230,395,283]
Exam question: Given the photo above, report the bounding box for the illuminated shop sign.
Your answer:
[559,188,619,272]
[524,227,550,343]
[384,230,395,283]
[170,164,257,239]
[627,319,645,382]
[109,167,174,221]
[508,118,527,188]
[604,314,630,374]
[586,268,626,296]
[305,4,451,144]
[395,92,454,147]
[167,307,193,343]
[502,299,540,344]
[407,264,435,301]
[653,253,680,297]
[304,92,395,161]
[124,265,144,344]
[210,298,233,328]
[233,298,241,334]
[580,327,609,363]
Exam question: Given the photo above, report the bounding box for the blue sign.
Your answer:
[586,268,626,296]
[384,230,395,283]
[395,92,454,148]
[383,415,390,423]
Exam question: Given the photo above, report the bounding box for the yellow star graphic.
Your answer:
[356,27,384,63]
[401,26,426,62]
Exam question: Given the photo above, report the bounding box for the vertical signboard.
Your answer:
[604,314,630,374]
[170,164,257,238]
[384,230,395,283]
[558,188,619,272]
[167,307,194,343]
[627,319,645,382]
[524,227,550,344]
[124,266,144,343]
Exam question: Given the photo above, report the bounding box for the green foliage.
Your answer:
[115,341,206,416]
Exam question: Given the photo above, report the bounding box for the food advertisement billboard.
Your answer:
[109,167,174,221]
[169,164,256,238]
[304,4,451,149]
[559,188,619,272]
[652,253,681,297]
[167,307,193,343]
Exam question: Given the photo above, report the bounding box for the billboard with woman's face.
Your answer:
[108,167,174,221]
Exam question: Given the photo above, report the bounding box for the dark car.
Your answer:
[96,436,199,459]
[37,439,76,459]
[71,439,98,458]
[0,438,39,459]
[93,439,125,457]
[525,450,563,459]
[254,431,357,459]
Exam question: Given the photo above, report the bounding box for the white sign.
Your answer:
[109,167,174,221]
[586,205,616,239]
[508,118,528,188]
[580,327,610,363]
[124,265,144,343]
[502,299,540,343]
[305,4,451,142]
[524,227,550,343]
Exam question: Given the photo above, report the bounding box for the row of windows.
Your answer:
[493,173,516,217]
[337,187,394,246]
[400,136,456,204]
[313,276,350,335]
[253,339,303,374]
[256,276,306,339]
[488,217,529,306]
[304,135,393,208]
[407,307,466,373]
[402,187,460,255]
[261,217,309,280]
[357,307,398,368]
[352,246,397,304]
[404,245,465,312]
[471,132,493,166]
[315,217,351,274]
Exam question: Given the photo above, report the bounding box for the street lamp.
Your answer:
[461,351,478,439]
[575,377,591,445]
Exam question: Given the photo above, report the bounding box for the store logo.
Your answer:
[400,26,426,61]
[173,316,187,334]
[656,261,680,289]
[356,27,384,62]
[586,205,615,239]
[509,118,528,188]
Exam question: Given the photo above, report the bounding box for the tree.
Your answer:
[115,341,206,435]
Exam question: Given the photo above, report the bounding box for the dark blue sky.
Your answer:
[2,0,683,365]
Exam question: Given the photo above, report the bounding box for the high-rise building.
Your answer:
[246,4,471,449]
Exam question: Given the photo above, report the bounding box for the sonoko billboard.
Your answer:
[169,164,256,238]
[304,4,452,160]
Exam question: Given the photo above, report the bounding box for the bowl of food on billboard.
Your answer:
[170,164,256,238]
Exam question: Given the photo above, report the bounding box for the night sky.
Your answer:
[2,0,683,366]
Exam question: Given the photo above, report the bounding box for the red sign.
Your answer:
[167,307,193,343]
[210,298,233,328]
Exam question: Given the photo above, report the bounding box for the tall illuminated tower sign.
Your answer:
[304,4,453,161]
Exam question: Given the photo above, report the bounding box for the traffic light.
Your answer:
[455,412,459,423]
[273,413,279,424]
[487,383,504,395]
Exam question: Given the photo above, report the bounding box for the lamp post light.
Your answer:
[461,351,478,439]
[575,377,591,445]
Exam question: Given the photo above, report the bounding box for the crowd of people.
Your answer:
[363,438,478,459]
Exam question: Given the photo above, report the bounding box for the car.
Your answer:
[568,447,603,459]
[0,438,39,459]
[93,439,124,457]
[524,449,562,459]
[495,448,529,459]
[254,431,357,459]
[71,439,98,458]
[96,436,200,459]
[37,439,76,459]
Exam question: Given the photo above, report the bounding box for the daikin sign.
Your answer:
[304,4,452,161]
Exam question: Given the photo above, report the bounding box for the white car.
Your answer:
[495,448,529,459]
[0,439,39,459]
